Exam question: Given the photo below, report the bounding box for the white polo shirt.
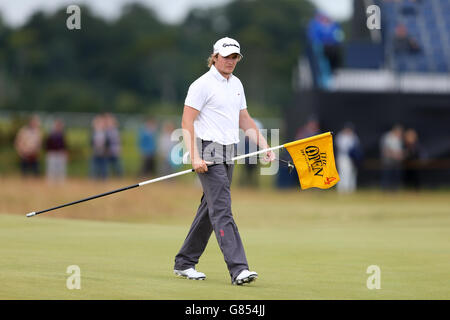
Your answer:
[184,65,247,145]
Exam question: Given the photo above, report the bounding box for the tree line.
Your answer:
[0,0,315,116]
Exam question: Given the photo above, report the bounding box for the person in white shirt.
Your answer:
[380,124,404,190]
[336,123,360,193]
[173,37,275,285]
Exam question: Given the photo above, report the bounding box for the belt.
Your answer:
[199,139,236,163]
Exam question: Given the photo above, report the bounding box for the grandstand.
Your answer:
[286,0,450,188]
[298,0,450,93]
[381,0,450,74]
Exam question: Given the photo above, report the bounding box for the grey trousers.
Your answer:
[174,140,249,282]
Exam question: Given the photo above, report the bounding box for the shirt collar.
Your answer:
[210,64,232,82]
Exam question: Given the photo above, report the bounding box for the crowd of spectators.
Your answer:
[12,114,426,191]
[13,114,180,183]
[14,115,67,184]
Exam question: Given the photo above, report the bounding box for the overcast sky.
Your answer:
[0,0,353,27]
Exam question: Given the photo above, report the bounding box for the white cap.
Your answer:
[213,37,243,58]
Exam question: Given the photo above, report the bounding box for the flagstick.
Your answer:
[138,168,194,186]
[231,145,285,162]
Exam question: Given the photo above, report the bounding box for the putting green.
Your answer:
[1,188,449,299]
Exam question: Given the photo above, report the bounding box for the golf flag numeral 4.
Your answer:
[284,132,340,190]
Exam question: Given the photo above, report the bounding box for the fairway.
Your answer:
[1,177,449,299]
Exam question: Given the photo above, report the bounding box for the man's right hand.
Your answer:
[192,158,208,173]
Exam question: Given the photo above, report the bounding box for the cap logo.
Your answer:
[222,43,239,49]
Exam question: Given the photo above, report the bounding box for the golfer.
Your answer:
[173,37,275,285]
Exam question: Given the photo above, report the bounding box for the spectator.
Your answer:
[403,128,422,190]
[14,115,42,177]
[104,113,123,177]
[239,119,263,188]
[157,121,177,175]
[90,114,107,180]
[239,136,259,188]
[138,118,158,177]
[336,123,361,193]
[394,24,421,54]
[295,117,320,140]
[307,12,344,72]
[380,124,404,191]
[45,119,68,184]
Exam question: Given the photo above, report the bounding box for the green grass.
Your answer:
[1,188,449,300]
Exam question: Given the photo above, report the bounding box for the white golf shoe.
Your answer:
[233,270,258,285]
[174,268,206,280]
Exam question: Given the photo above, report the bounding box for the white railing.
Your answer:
[329,69,450,94]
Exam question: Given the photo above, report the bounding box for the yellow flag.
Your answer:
[284,132,340,190]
